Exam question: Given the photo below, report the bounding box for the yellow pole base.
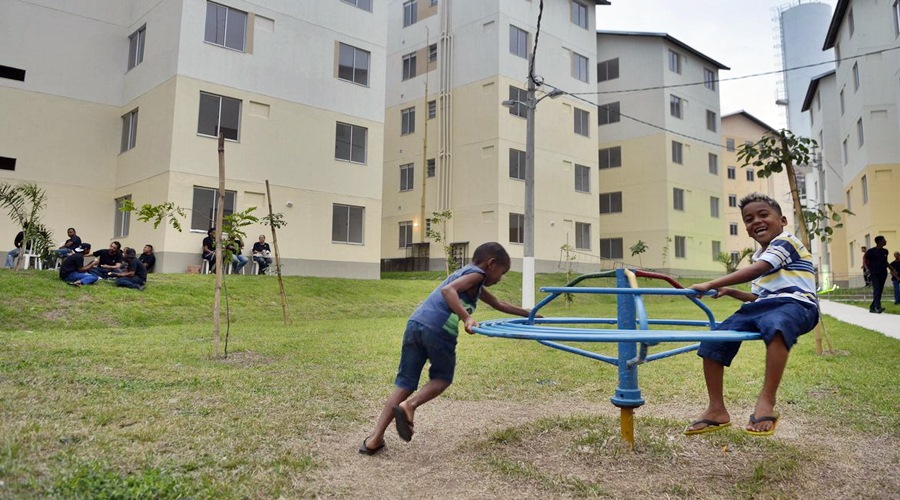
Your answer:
[620,407,634,450]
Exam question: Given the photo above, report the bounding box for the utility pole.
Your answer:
[523,72,536,309]
[420,26,429,243]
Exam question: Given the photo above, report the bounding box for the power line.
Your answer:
[529,0,545,86]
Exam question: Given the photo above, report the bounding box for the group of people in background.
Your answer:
[201,231,272,275]
[861,236,900,313]
[4,225,154,291]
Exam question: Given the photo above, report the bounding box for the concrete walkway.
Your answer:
[819,300,900,341]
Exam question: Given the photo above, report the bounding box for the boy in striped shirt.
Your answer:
[684,193,818,437]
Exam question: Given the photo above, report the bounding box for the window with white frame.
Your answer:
[114,195,131,238]
[727,166,736,179]
[862,174,868,204]
[668,49,681,74]
[509,148,525,180]
[398,221,413,248]
[840,88,845,115]
[574,108,590,136]
[599,146,622,169]
[746,169,755,181]
[508,86,527,118]
[852,62,860,91]
[510,25,528,59]
[127,25,145,70]
[332,204,364,244]
[572,51,589,82]
[673,188,684,211]
[341,0,373,11]
[575,164,590,193]
[571,0,588,28]
[842,138,848,166]
[597,58,619,82]
[427,158,435,177]
[710,196,720,218]
[670,95,683,118]
[598,102,620,125]
[403,0,418,27]
[600,237,623,259]
[204,2,247,52]
[338,43,370,86]
[191,186,236,231]
[335,122,367,163]
[402,52,417,80]
[894,0,900,35]
[729,223,738,236]
[428,43,437,63]
[848,8,855,37]
[704,68,715,90]
[706,110,717,131]
[121,108,138,153]
[575,222,591,250]
[711,241,721,261]
[674,235,686,258]
[708,153,718,175]
[846,187,853,211]
[671,141,683,164]
[197,92,241,140]
[857,118,864,146]
[728,194,737,207]
[400,163,414,191]
[599,191,622,214]
[427,100,436,119]
[509,212,524,243]
[401,107,416,135]
[726,138,735,151]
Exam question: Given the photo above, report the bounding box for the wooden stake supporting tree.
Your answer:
[264,180,291,326]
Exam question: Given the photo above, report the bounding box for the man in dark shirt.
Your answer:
[201,229,216,273]
[890,251,900,305]
[864,236,891,313]
[111,248,147,291]
[57,227,82,259]
[90,241,124,278]
[252,234,272,274]
[139,244,156,273]
[5,224,26,269]
[59,244,99,286]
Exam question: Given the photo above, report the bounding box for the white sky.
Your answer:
[596,0,839,129]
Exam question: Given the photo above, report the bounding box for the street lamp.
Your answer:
[502,84,564,309]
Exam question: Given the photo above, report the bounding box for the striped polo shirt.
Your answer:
[751,231,818,306]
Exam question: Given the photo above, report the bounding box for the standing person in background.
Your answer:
[139,245,156,273]
[861,246,870,286]
[863,236,892,314]
[890,251,900,305]
[252,234,273,275]
[4,223,26,269]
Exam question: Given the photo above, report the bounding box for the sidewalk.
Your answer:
[819,300,900,341]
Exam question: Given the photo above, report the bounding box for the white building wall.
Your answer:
[780,2,835,135]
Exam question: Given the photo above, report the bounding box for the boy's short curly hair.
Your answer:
[472,242,510,267]
[739,192,782,216]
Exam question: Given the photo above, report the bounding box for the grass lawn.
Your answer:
[0,269,898,498]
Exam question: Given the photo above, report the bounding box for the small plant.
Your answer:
[426,209,457,276]
[560,242,576,307]
[660,237,672,267]
[629,240,649,268]
[717,248,754,274]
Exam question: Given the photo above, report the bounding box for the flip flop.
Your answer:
[392,405,414,442]
[683,419,732,436]
[358,437,385,456]
[744,413,779,437]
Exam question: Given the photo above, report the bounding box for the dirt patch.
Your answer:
[219,350,273,367]
[312,399,898,499]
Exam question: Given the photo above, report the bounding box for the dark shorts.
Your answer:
[698,298,819,367]
[394,320,458,391]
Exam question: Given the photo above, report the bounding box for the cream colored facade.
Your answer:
[1,0,387,277]
[822,0,900,287]
[381,0,605,272]
[595,32,728,276]
[720,112,795,268]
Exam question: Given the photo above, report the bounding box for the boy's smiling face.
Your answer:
[742,201,786,247]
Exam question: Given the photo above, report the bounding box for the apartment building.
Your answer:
[595,31,728,276]
[381,0,606,272]
[720,111,795,267]
[821,0,900,286]
[0,0,387,277]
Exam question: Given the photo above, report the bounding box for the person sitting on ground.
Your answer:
[139,244,156,273]
[252,234,273,275]
[5,223,27,269]
[59,244,99,287]
[57,227,82,259]
[110,248,147,291]
[201,229,216,272]
[359,242,533,455]
[684,193,818,437]
[90,241,124,279]
[228,236,248,274]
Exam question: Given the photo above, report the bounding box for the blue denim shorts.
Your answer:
[698,298,819,367]
[394,320,458,391]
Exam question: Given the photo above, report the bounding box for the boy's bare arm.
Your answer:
[479,289,531,317]
[691,260,772,299]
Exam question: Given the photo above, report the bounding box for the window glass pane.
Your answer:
[335,123,351,161]
[121,113,132,153]
[219,96,241,140]
[224,8,246,51]
[348,206,364,243]
[351,125,367,163]
[205,2,226,45]
[332,205,348,241]
[355,49,370,85]
[192,187,216,230]
[197,92,220,136]
[338,44,355,81]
